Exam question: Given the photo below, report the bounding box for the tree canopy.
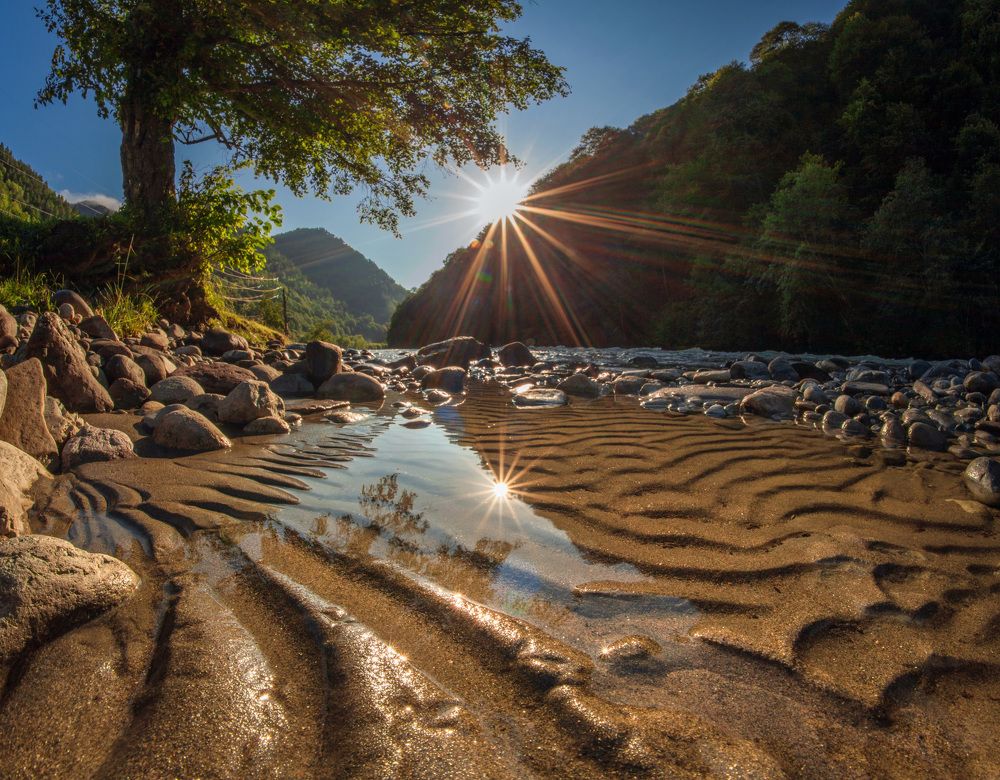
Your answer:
[37,0,568,232]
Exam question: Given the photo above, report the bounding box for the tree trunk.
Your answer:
[120,96,176,227]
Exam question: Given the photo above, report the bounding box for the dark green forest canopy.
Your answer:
[390,0,1000,358]
[0,144,76,222]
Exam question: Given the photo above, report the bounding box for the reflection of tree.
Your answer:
[358,473,428,537]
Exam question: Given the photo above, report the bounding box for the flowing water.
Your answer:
[2,374,998,778]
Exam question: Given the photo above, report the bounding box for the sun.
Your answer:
[491,481,510,499]
[475,169,530,224]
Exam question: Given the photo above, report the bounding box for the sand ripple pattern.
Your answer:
[0,386,997,778]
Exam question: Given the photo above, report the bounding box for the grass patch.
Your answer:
[0,265,60,312]
[94,283,158,338]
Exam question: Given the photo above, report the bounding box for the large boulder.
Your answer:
[218,380,284,425]
[964,457,1000,507]
[0,359,59,468]
[317,372,386,402]
[174,361,257,395]
[150,375,205,405]
[0,441,50,536]
[739,385,797,418]
[53,289,94,318]
[153,407,231,452]
[416,336,490,369]
[498,341,535,367]
[0,535,139,662]
[304,340,343,385]
[61,425,137,471]
[0,304,18,350]
[23,312,113,412]
[270,373,315,397]
[421,367,467,394]
[132,347,176,386]
[200,328,249,356]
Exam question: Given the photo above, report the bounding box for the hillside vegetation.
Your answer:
[389,0,1000,357]
[0,144,76,223]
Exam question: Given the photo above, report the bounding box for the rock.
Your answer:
[821,411,848,430]
[270,373,315,397]
[150,375,205,405]
[43,397,83,448]
[498,342,535,367]
[0,359,58,468]
[416,336,490,369]
[421,367,466,394]
[964,371,999,395]
[185,393,225,423]
[704,404,727,418]
[218,380,284,425]
[729,360,771,380]
[134,350,175,386]
[908,360,932,380]
[317,372,385,403]
[692,369,732,384]
[53,289,94,318]
[153,408,231,452]
[842,381,890,396]
[834,394,862,416]
[880,417,906,446]
[249,364,281,383]
[557,372,603,398]
[0,535,139,661]
[740,385,797,418]
[907,422,948,452]
[61,424,137,471]
[963,457,1000,507]
[841,418,869,437]
[200,328,249,356]
[23,312,113,412]
[982,355,1000,375]
[612,375,646,395]
[767,357,799,381]
[791,362,832,382]
[173,361,257,395]
[846,367,890,384]
[103,354,146,387]
[78,315,117,341]
[174,344,202,358]
[0,441,50,536]
[512,388,568,407]
[0,304,18,349]
[424,389,451,405]
[304,340,343,385]
[325,410,369,424]
[140,331,169,351]
[628,355,660,369]
[803,385,829,404]
[243,415,291,435]
[109,377,151,409]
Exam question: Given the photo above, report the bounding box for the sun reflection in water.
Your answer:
[492,481,510,499]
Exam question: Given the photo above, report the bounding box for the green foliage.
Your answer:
[168,162,282,277]
[0,144,77,222]
[391,0,1000,357]
[0,264,59,312]
[37,0,568,234]
[94,282,157,337]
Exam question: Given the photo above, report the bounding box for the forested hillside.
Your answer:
[0,144,76,222]
[270,228,408,324]
[389,0,1000,357]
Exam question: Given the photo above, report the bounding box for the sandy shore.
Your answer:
[0,385,997,778]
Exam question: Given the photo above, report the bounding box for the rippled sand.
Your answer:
[2,384,997,778]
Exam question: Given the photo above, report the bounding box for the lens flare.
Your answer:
[475,169,529,224]
[492,481,510,499]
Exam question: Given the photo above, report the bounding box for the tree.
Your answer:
[36,0,567,235]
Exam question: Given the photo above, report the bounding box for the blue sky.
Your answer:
[1,0,844,288]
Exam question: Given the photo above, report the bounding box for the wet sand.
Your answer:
[1,384,997,778]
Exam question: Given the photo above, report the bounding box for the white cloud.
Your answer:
[58,190,122,212]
